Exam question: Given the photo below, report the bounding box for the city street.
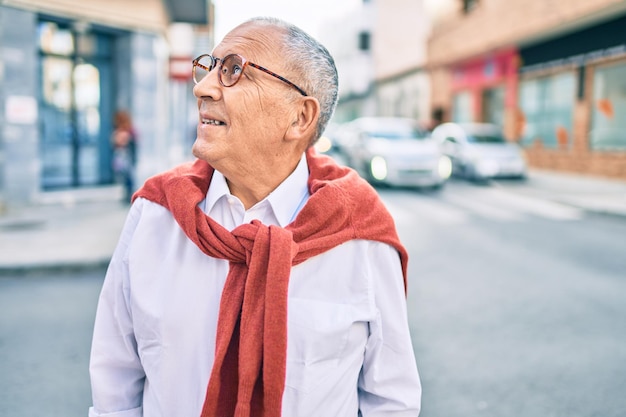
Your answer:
[0,267,104,417]
[1,178,626,417]
[2,1,626,416]
[386,179,626,417]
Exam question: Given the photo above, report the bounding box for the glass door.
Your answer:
[73,62,102,186]
[40,54,74,187]
[38,21,113,189]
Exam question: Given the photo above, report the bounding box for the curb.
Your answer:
[0,259,110,277]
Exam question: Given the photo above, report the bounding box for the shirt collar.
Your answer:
[267,153,310,226]
[204,153,310,227]
[205,168,232,214]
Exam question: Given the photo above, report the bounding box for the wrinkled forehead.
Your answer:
[212,22,285,63]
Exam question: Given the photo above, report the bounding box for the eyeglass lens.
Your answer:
[193,55,244,86]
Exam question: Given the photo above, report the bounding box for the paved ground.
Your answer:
[0,170,625,274]
[0,185,130,274]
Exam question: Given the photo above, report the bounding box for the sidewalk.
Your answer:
[0,186,130,274]
[0,170,625,274]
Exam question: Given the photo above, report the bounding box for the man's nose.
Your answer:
[193,66,222,99]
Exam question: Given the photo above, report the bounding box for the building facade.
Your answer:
[324,0,432,127]
[0,0,211,209]
[372,0,432,126]
[428,0,626,179]
[320,0,376,123]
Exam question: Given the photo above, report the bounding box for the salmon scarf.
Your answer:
[132,148,408,417]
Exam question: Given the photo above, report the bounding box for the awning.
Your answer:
[163,0,210,25]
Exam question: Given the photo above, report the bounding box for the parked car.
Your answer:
[334,117,452,188]
[431,122,527,181]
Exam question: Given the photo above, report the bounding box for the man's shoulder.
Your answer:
[130,196,175,219]
[133,159,213,208]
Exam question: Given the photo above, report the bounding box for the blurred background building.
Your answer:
[1,0,625,210]
[328,0,626,180]
[322,0,432,127]
[427,0,626,179]
[0,0,212,208]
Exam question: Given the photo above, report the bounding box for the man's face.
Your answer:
[191,23,301,177]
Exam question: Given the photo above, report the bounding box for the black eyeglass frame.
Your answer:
[192,53,308,97]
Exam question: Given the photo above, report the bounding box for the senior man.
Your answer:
[89,16,421,417]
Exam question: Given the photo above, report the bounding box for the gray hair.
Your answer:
[244,17,339,144]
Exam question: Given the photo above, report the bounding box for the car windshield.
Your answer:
[367,126,428,140]
[466,133,506,143]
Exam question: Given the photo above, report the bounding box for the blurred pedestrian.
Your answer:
[111,110,137,202]
[89,17,421,417]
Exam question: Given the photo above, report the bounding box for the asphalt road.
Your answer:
[383,179,626,417]
[1,178,625,417]
[0,268,104,417]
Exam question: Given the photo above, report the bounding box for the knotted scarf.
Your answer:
[132,147,408,417]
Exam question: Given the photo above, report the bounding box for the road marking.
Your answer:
[381,192,468,225]
[441,190,525,222]
[380,183,585,225]
[480,188,584,220]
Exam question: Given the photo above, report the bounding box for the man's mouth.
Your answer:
[201,118,226,126]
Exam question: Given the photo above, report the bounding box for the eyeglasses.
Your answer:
[192,53,308,96]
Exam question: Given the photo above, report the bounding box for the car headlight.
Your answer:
[370,156,388,181]
[438,155,452,179]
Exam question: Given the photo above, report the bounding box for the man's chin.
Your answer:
[191,139,207,161]
[191,139,219,164]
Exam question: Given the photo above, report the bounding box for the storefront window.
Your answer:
[519,72,575,148]
[590,61,626,150]
[482,86,504,126]
[452,91,473,123]
[42,57,73,111]
[38,22,74,56]
[38,19,114,188]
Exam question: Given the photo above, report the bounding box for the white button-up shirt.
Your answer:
[89,154,421,417]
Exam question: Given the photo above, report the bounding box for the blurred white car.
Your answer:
[431,122,527,181]
[335,117,451,188]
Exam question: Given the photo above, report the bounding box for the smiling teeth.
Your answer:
[202,119,224,125]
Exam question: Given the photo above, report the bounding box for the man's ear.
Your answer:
[286,97,320,142]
